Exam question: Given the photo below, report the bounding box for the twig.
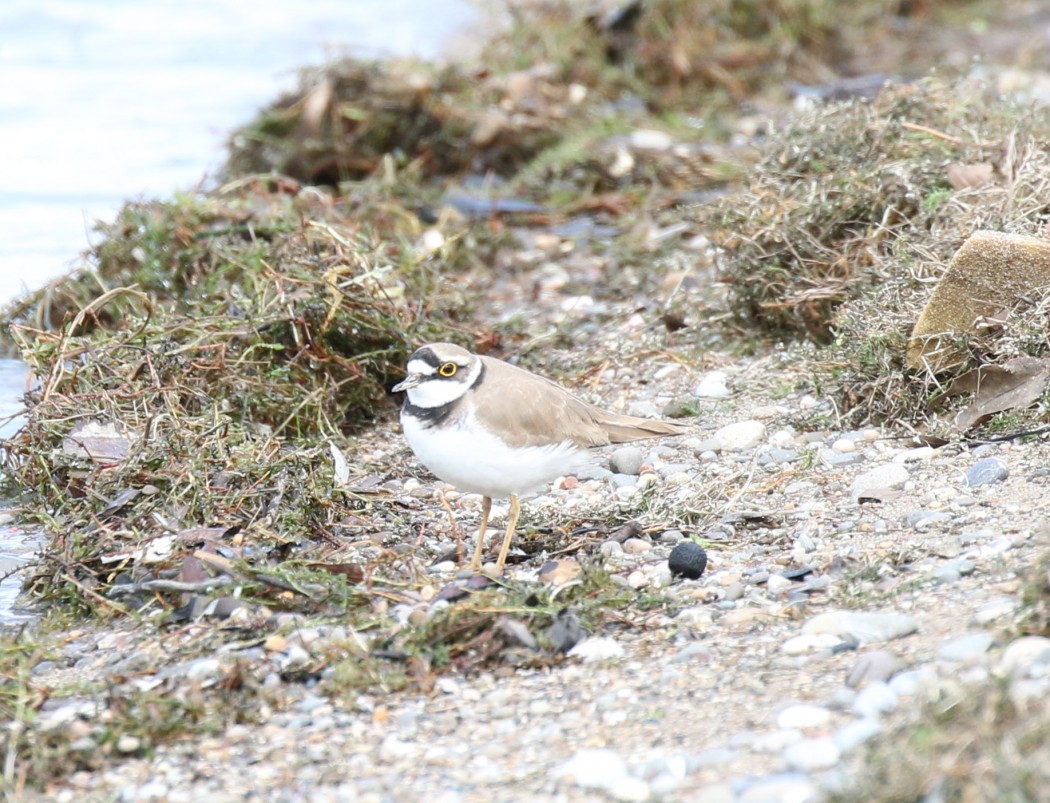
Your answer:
[900,121,963,145]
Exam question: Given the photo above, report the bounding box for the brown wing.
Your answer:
[472,356,688,448]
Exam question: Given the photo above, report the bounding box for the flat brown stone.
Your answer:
[907,231,1050,372]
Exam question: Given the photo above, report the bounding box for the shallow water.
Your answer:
[0,0,476,622]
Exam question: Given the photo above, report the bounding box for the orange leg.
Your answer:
[495,494,522,572]
[469,496,492,571]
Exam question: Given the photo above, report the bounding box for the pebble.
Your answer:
[710,420,766,451]
[850,463,909,502]
[671,643,712,664]
[553,749,650,802]
[833,718,882,753]
[765,574,793,595]
[116,735,142,754]
[783,632,841,655]
[851,682,898,718]
[994,636,1050,678]
[846,650,904,687]
[622,537,652,555]
[568,637,625,663]
[937,632,994,664]
[776,704,832,729]
[738,775,820,803]
[783,737,841,771]
[694,371,731,398]
[965,457,1009,486]
[903,510,953,529]
[610,446,645,475]
[183,657,222,681]
[802,610,919,644]
[973,597,1015,625]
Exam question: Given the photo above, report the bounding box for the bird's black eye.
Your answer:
[438,362,458,377]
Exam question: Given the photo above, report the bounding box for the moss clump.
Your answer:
[707,78,1050,341]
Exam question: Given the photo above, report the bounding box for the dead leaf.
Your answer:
[538,558,582,587]
[61,420,137,465]
[944,357,1050,433]
[329,440,350,486]
[946,162,993,190]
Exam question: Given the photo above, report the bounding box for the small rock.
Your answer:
[116,735,142,754]
[803,610,918,644]
[546,610,587,653]
[846,650,904,688]
[710,420,766,451]
[671,642,712,664]
[623,537,652,555]
[668,542,708,579]
[937,632,994,664]
[554,748,650,802]
[600,540,624,557]
[776,704,832,730]
[965,457,1009,486]
[568,637,625,663]
[184,657,222,681]
[851,464,909,502]
[852,682,899,718]
[973,597,1015,626]
[833,718,882,753]
[379,734,416,762]
[738,775,820,803]
[782,633,842,655]
[904,510,953,529]
[694,371,731,399]
[610,446,645,476]
[995,636,1050,678]
[783,738,841,771]
[766,575,793,595]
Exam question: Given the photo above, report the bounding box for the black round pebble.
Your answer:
[668,541,708,579]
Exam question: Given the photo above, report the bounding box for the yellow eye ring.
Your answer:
[438,362,458,377]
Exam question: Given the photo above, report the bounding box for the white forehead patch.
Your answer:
[406,358,437,376]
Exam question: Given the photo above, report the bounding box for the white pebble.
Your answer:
[569,637,625,663]
[852,682,899,718]
[783,737,841,771]
[694,370,731,398]
[776,703,832,730]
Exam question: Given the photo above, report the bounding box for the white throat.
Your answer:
[405,358,482,408]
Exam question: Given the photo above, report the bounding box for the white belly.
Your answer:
[401,413,589,498]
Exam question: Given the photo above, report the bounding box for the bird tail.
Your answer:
[596,412,690,444]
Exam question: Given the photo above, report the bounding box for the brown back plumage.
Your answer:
[469,353,689,449]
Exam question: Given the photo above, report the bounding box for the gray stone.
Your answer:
[610,446,645,475]
[995,636,1050,678]
[966,457,1009,486]
[694,370,731,398]
[553,748,650,801]
[852,681,899,718]
[904,510,953,529]
[846,650,904,688]
[671,642,712,664]
[851,464,909,502]
[738,775,820,803]
[776,703,832,729]
[803,610,919,644]
[937,632,994,663]
[973,597,1015,626]
[783,737,841,771]
[610,472,639,488]
[822,450,865,468]
[622,537,652,554]
[710,420,766,451]
[833,718,882,753]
